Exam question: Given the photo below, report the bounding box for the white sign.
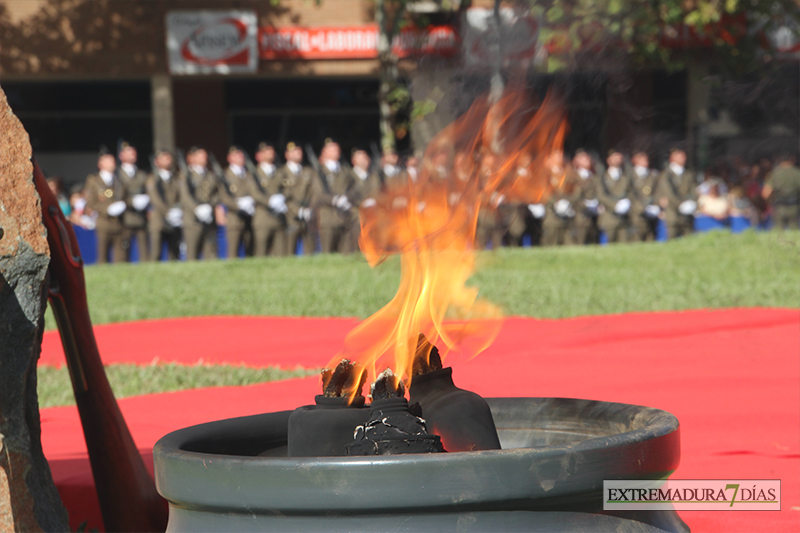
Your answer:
[167,11,258,74]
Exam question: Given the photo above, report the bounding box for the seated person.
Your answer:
[697,180,729,221]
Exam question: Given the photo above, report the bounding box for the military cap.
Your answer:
[187,145,205,155]
[324,137,337,146]
[608,148,621,157]
[257,141,274,152]
[119,140,133,152]
[228,145,244,155]
[351,146,367,157]
[286,141,299,151]
[97,145,111,157]
[155,148,173,157]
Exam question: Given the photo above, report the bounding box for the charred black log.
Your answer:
[346,369,444,456]
[287,360,368,457]
[408,337,501,452]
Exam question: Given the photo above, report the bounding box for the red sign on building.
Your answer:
[259,25,458,60]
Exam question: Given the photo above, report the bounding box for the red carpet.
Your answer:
[40,308,800,532]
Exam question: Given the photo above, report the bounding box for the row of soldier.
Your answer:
[82,140,397,263]
[80,141,710,263]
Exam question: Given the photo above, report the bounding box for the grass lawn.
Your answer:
[39,230,799,407]
[45,229,800,329]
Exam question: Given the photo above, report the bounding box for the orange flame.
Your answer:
[327,89,567,397]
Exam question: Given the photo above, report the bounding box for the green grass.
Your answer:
[44,230,800,330]
[37,364,317,408]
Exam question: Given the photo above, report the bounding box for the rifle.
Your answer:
[208,151,225,181]
[304,143,333,196]
[369,141,386,186]
[32,159,168,532]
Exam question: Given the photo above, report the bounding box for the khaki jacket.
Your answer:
[597,169,633,227]
[118,167,148,229]
[656,168,698,224]
[630,169,661,220]
[311,164,357,228]
[180,168,219,226]
[278,165,314,226]
[84,173,126,229]
[765,165,800,207]
[251,165,285,229]
[146,171,182,230]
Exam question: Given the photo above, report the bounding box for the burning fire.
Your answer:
[326,89,567,398]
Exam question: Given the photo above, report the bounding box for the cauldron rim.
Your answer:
[154,397,680,515]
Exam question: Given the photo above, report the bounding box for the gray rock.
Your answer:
[0,84,69,532]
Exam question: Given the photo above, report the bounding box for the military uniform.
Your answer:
[597,167,633,243]
[219,165,257,258]
[348,165,383,252]
[280,162,315,255]
[181,165,219,260]
[630,166,661,241]
[84,171,126,263]
[656,165,698,239]
[572,168,600,245]
[251,162,287,257]
[765,163,800,230]
[118,163,150,261]
[145,169,183,261]
[311,161,358,254]
[542,168,580,246]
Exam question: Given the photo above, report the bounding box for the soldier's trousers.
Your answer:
[772,206,799,230]
[96,223,126,264]
[286,227,314,256]
[633,217,659,242]
[573,213,599,245]
[476,225,503,250]
[124,227,149,262]
[665,216,694,239]
[542,218,573,246]
[319,225,350,254]
[226,217,253,259]
[254,225,286,257]
[149,226,181,261]
[600,218,631,243]
[185,222,218,261]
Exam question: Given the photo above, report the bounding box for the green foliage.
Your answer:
[44,231,800,331]
[38,364,317,408]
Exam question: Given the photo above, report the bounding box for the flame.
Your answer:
[327,89,567,397]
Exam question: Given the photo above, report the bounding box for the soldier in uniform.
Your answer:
[348,147,382,252]
[311,139,358,254]
[476,153,505,250]
[629,152,661,241]
[250,142,288,256]
[117,142,150,261]
[571,150,600,245]
[84,149,128,263]
[597,150,634,243]
[145,150,183,261]
[541,150,580,246]
[181,147,219,260]
[656,149,698,239]
[763,154,800,230]
[503,153,534,247]
[280,142,315,255]
[219,146,257,259]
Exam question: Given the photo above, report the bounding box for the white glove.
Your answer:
[268,194,288,214]
[166,207,183,228]
[297,207,312,221]
[583,198,599,214]
[237,196,255,216]
[132,194,150,211]
[361,198,377,208]
[678,200,697,215]
[107,200,126,217]
[528,204,546,219]
[554,199,572,217]
[194,203,213,224]
[614,198,631,215]
[644,205,661,218]
[107,200,128,217]
[332,194,352,211]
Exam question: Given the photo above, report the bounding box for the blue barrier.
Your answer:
[73,225,98,265]
[656,220,668,242]
[694,215,728,232]
[730,216,752,234]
